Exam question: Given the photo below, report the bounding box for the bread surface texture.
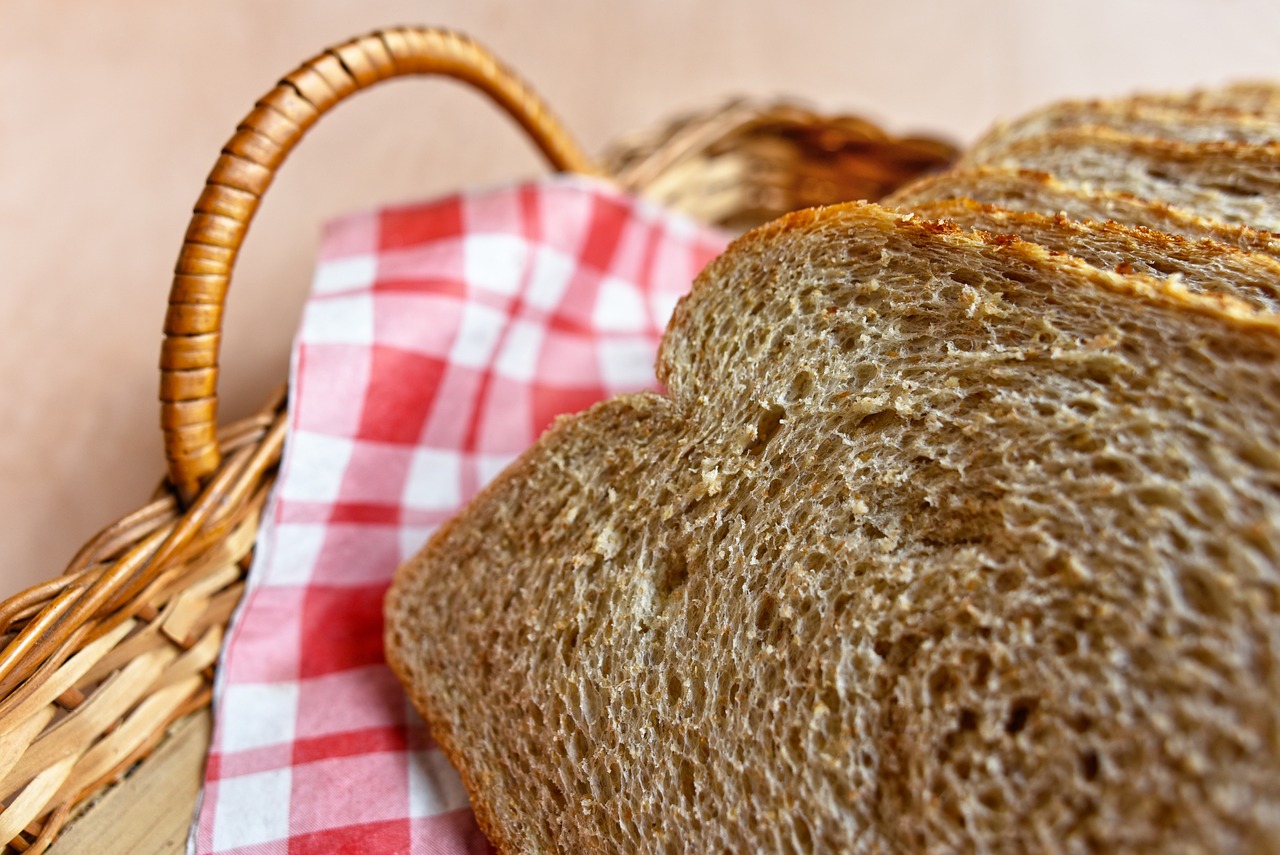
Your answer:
[963,99,1280,165]
[386,202,1280,854]
[972,126,1280,231]
[901,198,1280,312]
[883,166,1280,256]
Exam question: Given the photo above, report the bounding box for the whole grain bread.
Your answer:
[386,201,1280,854]
[883,166,1280,255]
[968,126,1280,231]
[903,197,1280,311]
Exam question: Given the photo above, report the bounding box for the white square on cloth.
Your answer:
[311,254,378,296]
[302,294,374,344]
[403,448,463,510]
[218,683,299,752]
[278,431,356,504]
[463,233,528,297]
[211,768,293,851]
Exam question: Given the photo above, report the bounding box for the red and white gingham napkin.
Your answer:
[192,175,730,854]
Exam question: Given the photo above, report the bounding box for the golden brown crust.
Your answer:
[897,197,1280,312]
[963,96,1280,165]
[883,166,1280,256]
[965,126,1280,231]
[1015,123,1280,161]
[687,201,1280,330]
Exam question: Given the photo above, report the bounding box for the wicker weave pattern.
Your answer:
[605,99,955,231]
[0,395,282,854]
[0,27,953,853]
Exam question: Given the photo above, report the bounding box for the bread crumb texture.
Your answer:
[386,202,1280,854]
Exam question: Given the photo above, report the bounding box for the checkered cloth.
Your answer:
[192,175,730,854]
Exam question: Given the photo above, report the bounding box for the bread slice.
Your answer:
[902,197,1280,311]
[963,96,1280,166]
[386,201,1280,854]
[1129,80,1280,117]
[884,166,1280,256]
[969,126,1280,231]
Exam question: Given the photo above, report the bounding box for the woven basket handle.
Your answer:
[160,27,595,504]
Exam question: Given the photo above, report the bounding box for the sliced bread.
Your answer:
[1130,80,1280,116]
[968,126,1280,231]
[883,166,1280,256]
[902,197,1280,311]
[962,89,1280,166]
[386,201,1280,854]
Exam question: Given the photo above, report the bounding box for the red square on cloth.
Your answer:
[196,176,729,852]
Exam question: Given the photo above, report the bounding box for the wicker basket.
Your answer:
[0,26,955,853]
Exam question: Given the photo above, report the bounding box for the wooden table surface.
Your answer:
[49,710,210,855]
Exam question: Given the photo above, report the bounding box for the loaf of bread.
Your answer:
[386,201,1280,853]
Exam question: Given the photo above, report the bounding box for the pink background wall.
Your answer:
[3,1,1279,596]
